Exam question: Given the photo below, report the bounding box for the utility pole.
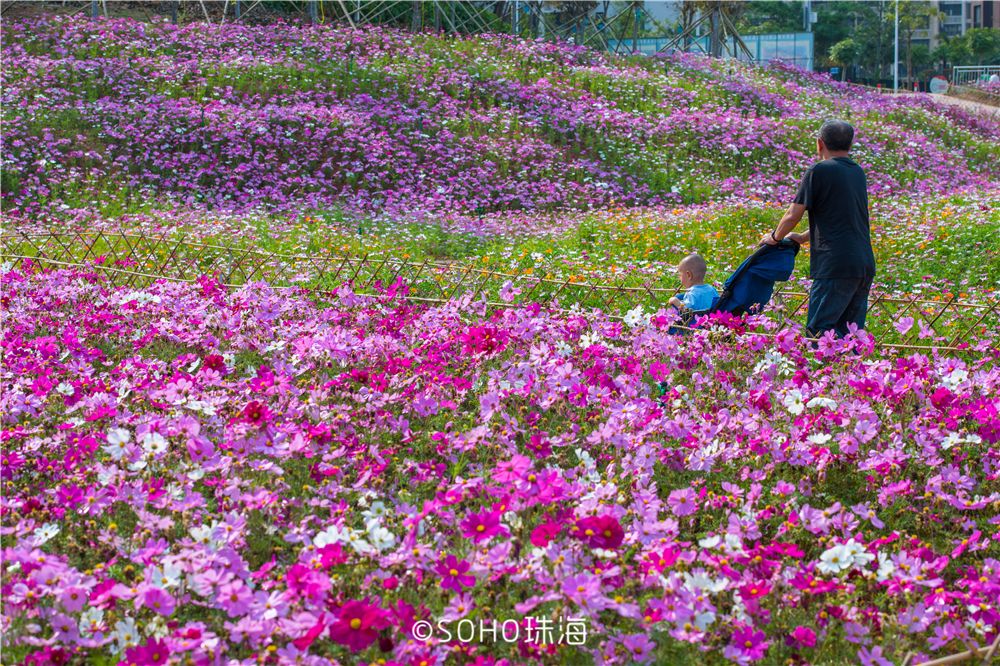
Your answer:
[893,0,899,92]
[633,1,640,53]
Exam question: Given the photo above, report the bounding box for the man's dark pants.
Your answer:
[806,276,873,338]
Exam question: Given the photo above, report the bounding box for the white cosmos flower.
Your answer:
[684,569,728,593]
[817,544,854,575]
[314,525,352,548]
[623,306,648,329]
[79,607,105,636]
[361,501,388,523]
[694,610,716,630]
[783,390,805,415]
[33,523,60,545]
[112,617,140,652]
[141,432,169,456]
[149,562,183,589]
[367,525,396,552]
[941,432,962,450]
[579,332,602,348]
[190,522,223,549]
[876,552,896,581]
[806,397,838,410]
[107,428,131,446]
[843,539,875,565]
[807,433,833,445]
[347,533,376,555]
[941,368,968,390]
[698,535,721,549]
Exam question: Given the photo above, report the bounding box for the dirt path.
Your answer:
[928,93,1000,118]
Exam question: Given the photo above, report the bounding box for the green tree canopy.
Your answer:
[829,37,861,80]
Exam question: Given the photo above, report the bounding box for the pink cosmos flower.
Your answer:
[217,580,253,618]
[858,646,894,666]
[561,573,607,609]
[59,586,88,613]
[460,509,505,544]
[328,600,391,652]
[292,616,327,651]
[621,633,656,662]
[668,487,698,516]
[142,586,176,617]
[286,564,330,604]
[202,354,227,375]
[434,555,476,592]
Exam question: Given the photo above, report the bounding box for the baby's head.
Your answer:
[676,253,707,289]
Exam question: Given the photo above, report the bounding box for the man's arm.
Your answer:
[760,203,806,246]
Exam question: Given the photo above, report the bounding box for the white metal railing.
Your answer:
[950,65,1000,87]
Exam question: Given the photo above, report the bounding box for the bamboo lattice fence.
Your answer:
[2,230,998,355]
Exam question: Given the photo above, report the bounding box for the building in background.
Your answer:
[968,0,1000,28]
[927,1,999,49]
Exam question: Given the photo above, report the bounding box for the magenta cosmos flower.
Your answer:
[572,514,624,549]
[328,600,391,653]
[725,626,769,661]
[434,555,476,592]
[460,509,506,544]
[124,638,170,665]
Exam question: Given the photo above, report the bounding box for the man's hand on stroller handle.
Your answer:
[760,203,806,246]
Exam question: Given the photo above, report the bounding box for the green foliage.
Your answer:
[828,38,861,80]
[735,0,806,35]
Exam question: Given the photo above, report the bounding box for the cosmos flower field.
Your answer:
[2,13,999,666]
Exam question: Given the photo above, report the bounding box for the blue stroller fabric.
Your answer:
[710,239,800,316]
[676,239,799,327]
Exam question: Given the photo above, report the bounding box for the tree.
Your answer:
[910,44,935,83]
[734,0,805,35]
[966,27,1000,66]
[893,0,943,86]
[933,35,972,68]
[829,37,861,80]
[932,28,1000,70]
[813,1,891,82]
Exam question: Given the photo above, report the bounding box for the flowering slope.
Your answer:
[2,265,998,665]
[2,16,997,222]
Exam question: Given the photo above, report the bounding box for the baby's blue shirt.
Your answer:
[682,284,719,311]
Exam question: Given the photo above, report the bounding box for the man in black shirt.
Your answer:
[760,120,876,338]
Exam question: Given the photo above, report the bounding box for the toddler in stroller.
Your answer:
[679,239,800,324]
[659,239,800,399]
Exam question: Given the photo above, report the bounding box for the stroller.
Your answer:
[659,239,800,399]
[682,238,800,324]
